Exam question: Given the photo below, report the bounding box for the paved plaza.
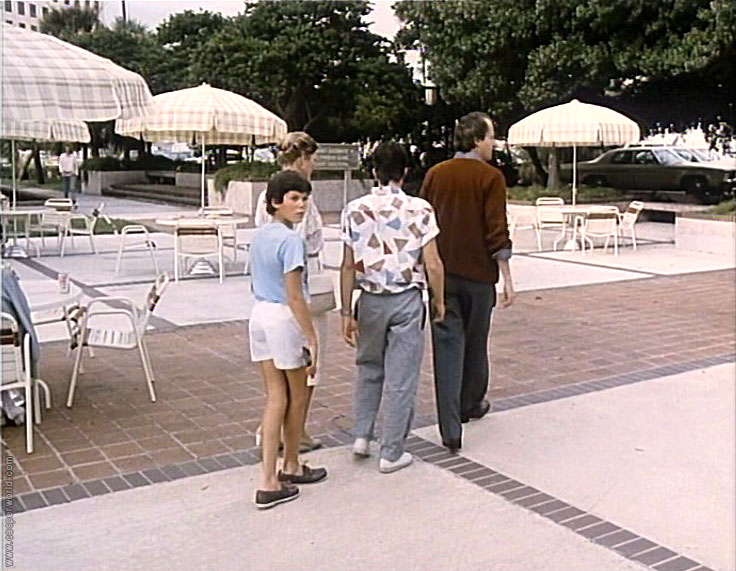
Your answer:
[1,193,734,570]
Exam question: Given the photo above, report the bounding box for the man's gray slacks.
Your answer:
[353,288,425,462]
[430,274,496,447]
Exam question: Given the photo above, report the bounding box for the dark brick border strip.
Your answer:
[404,435,714,571]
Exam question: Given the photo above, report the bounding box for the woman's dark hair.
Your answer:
[454,112,493,152]
[265,170,312,216]
[372,141,408,186]
[277,131,319,166]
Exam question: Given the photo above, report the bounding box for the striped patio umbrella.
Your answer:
[508,99,640,204]
[2,118,91,208]
[1,23,152,123]
[115,83,288,209]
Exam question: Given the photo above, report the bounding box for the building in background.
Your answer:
[2,0,101,31]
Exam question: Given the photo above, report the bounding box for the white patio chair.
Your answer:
[507,208,535,240]
[200,206,240,263]
[66,273,170,407]
[115,224,159,276]
[27,198,73,252]
[59,202,111,257]
[534,196,567,251]
[580,206,620,255]
[1,312,51,453]
[619,200,644,250]
[174,220,223,283]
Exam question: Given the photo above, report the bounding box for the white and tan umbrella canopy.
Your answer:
[508,99,640,203]
[1,23,152,123]
[115,83,287,145]
[116,83,288,207]
[507,99,640,147]
[2,118,91,143]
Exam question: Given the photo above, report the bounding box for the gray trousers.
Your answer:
[353,288,425,462]
[430,274,496,446]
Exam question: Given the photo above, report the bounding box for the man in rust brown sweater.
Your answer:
[421,111,516,452]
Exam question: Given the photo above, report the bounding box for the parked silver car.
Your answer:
[563,146,736,203]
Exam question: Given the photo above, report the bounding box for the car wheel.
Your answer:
[583,175,608,187]
[682,176,715,204]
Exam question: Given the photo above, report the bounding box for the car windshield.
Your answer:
[671,148,712,162]
[652,149,684,165]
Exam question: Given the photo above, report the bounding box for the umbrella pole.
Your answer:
[201,136,206,212]
[572,144,577,206]
[11,139,17,209]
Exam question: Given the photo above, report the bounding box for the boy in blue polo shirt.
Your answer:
[249,170,327,509]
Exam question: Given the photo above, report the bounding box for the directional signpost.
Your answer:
[314,143,361,207]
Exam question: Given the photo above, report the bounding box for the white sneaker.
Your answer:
[353,438,371,458]
[379,452,413,473]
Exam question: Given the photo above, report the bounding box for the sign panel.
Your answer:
[315,143,361,171]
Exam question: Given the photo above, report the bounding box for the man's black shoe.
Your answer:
[443,438,462,454]
[461,399,491,423]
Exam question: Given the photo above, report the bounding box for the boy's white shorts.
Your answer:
[249,300,308,371]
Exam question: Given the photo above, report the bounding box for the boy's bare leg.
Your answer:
[282,367,310,475]
[259,361,288,490]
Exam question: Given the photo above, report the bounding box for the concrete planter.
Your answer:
[675,214,735,257]
[175,171,206,189]
[86,170,146,195]
[208,177,372,216]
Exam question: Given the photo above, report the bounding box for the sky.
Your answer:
[100,1,402,39]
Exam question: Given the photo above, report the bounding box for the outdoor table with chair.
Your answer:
[154,211,250,282]
[533,197,644,254]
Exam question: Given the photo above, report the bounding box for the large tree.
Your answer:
[394,0,735,130]
[39,6,99,40]
[192,0,422,142]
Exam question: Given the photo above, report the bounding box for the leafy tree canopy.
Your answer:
[395,0,735,129]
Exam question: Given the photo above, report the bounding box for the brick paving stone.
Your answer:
[595,530,640,548]
[62,484,89,501]
[546,506,586,523]
[530,499,569,515]
[82,481,110,497]
[40,488,69,506]
[19,492,47,510]
[561,514,602,530]
[632,546,677,567]
[122,472,150,488]
[653,556,702,571]
[613,537,657,558]
[103,476,132,492]
[576,522,621,539]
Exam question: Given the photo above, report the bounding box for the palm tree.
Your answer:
[39,7,100,40]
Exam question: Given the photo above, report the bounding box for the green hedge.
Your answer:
[83,155,200,172]
[507,183,627,203]
[214,161,279,193]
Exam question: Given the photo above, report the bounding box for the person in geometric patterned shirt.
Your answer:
[340,142,445,474]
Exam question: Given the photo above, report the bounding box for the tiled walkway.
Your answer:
[2,269,734,502]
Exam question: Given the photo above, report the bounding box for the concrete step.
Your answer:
[104,183,202,207]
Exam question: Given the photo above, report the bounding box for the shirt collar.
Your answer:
[454,149,485,162]
[371,183,404,196]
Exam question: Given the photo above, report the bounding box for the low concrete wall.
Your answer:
[208,178,372,215]
[175,172,208,189]
[675,215,735,257]
[86,170,146,195]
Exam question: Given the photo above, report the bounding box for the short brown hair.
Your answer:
[265,170,312,216]
[277,131,319,166]
[454,112,493,152]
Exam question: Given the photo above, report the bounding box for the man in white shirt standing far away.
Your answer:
[59,146,79,202]
[340,141,445,474]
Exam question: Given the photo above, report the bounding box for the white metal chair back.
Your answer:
[535,196,565,225]
[200,206,240,263]
[66,273,170,407]
[534,196,567,251]
[174,221,224,283]
[1,312,34,452]
[619,200,644,250]
[582,206,619,255]
[621,200,644,230]
[115,224,159,276]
